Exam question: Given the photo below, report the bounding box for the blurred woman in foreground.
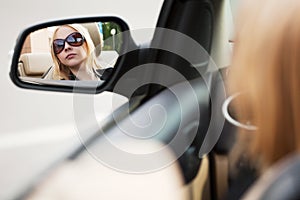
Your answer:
[227,0,300,198]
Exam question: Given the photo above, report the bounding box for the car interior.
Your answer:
[9,0,299,199]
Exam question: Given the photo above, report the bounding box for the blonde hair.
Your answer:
[228,0,300,169]
[50,24,102,80]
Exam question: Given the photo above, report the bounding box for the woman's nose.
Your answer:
[64,42,72,51]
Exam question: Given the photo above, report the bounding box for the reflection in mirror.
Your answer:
[18,21,123,86]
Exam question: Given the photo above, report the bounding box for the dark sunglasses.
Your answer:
[53,32,85,54]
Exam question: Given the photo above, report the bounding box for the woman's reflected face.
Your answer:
[54,26,88,70]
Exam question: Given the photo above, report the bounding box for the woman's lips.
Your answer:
[66,53,76,59]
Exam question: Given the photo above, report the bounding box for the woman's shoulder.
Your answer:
[95,67,113,81]
[225,155,258,200]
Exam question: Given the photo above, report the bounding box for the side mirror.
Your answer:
[10,16,129,93]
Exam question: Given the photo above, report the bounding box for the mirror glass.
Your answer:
[17,21,124,88]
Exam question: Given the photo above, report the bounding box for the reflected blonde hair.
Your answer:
[50,24,102,80]
[229,0,300,169]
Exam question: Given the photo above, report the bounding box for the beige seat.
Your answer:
[18,53,53,78]
[82,22,102,57]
